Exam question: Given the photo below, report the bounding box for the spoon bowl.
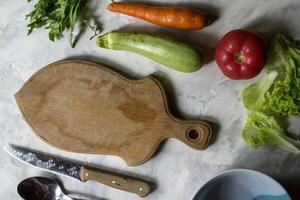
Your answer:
[17,177,80,200]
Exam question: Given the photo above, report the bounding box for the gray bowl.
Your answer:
[193,169,291,200]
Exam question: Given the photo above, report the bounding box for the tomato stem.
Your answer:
[235,53,245,63]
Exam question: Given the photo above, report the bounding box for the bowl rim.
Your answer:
[192,168,290,200]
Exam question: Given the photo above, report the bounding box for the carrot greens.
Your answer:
[26,0,101,47]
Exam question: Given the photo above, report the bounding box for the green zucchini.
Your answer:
[97,32,202,72]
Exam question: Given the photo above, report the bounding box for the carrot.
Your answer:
[107,2,207,30]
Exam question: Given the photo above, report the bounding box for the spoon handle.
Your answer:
[61,194,85,200]
[61,195,73,200]
[80,166,151,197]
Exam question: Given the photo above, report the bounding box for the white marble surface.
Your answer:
[0,0,300,199]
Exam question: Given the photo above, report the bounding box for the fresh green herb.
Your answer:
[242,34,300,116]
[243,112,300,154]
[81,18,100,40]
[26,0,101,47]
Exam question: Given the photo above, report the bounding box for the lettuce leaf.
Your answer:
[242,34,300,116]
[243,71,278,113]
[243,112,300,154]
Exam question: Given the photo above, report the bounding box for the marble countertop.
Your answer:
[1,0,300,199]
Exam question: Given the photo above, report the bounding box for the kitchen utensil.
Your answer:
[193,169,291,200]
[18,176,84,200]
[4,145,151,197]
[15,59,212,166]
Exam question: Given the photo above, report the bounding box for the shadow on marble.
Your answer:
[202,117,220,147]
[277,173,300,200]
[199,43,216,66]
[244,17,292,45]
[231,147,300,200]
[65,0,103,48]
[151,72,220,146]
[275,117,300,141]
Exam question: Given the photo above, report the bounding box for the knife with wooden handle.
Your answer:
[4,145,152,197]
[80,166,151,197]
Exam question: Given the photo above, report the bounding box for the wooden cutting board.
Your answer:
[15,60,212,166]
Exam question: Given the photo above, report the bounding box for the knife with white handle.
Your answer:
[4,145,152,197]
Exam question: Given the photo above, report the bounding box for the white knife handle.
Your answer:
[80,166,152,197]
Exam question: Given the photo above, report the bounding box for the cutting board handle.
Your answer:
[168,119,212,150]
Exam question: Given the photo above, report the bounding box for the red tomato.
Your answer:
[215,29,266,80]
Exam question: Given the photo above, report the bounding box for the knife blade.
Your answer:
[4,145,151,197]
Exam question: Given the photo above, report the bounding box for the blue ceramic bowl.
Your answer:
[193,169,291,200]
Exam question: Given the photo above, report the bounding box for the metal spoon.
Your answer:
[17,177,84,200]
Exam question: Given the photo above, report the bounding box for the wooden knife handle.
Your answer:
[80,166,151,197]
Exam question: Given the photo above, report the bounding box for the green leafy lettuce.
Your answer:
[243,112,300,154]
[242,34,300,154]
[242,34,300,116]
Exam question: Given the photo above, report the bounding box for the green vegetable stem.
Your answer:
[26,0,101,47]
[97,32,202,73]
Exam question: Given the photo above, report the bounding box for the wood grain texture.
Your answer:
[80,166,151,197]
[15,60,212,166]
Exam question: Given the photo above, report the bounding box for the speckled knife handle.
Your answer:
[80,166,151,197]
[169,119,213,150]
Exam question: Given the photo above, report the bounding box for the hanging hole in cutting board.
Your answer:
[186,129,201,141]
